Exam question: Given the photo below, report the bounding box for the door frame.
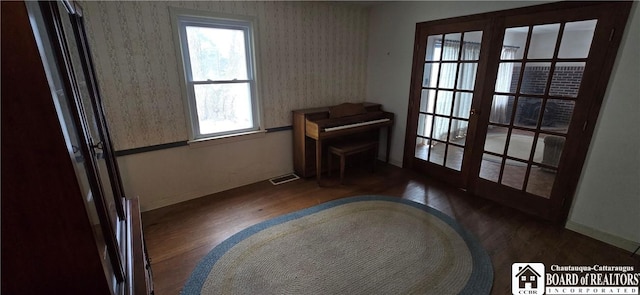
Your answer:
[404,1,632,222]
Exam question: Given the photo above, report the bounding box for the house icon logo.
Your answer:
[512,263,545,294]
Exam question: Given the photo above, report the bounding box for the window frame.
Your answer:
[171,8,262,141]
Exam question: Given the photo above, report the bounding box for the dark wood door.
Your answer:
[405,1,632,221]
[404,18,493,189]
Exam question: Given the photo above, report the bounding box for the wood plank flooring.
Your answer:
[142,163,639,295]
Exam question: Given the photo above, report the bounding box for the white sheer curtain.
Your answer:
[450,42,479,138]
[420,41,518,145]
[431,40,480,142]
[490,47,518,123]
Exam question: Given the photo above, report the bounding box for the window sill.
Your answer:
[187,130,267,149]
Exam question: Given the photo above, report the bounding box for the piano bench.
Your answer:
[328,140,378,184]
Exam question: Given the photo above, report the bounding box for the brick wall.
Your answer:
[504,66,582,128]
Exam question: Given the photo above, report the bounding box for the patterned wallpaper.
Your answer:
[80,1,369,151]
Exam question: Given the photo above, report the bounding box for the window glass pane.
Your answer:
[435,90,454,116]
[428,142,445,165]
[549,62,585,98]
[461,31,482,60]
[453,92,472,119]
[432,116,450,141]
[415,139,430,161]
[457,63,477,91]
[540,135,566,168]
[484,126,508,156]
[514,97,543,128]
[502,26,527,60]
[501,164,526,190]
[425,35,442,61]
[194,83,253,135]
[423,63,440,88]
[186,26,248,81]
[416,113,433,138]
[520,62,551,95]
[495,62,519,93]
[489,95,514,124]
[541,99,574,133]
[507,130,536,161]
[442,33,462,61]
[480,154,500,182]
[558,20,597,59]
[525,167,556,199]
[527,23,560,59]
[420,89,436,114]
[445,145,463,171]
[449,119,468,145]
[438,63,457,89]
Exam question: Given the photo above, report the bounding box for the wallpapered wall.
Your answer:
[81,1,369,151]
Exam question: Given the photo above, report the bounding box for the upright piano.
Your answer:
[292,102,394,182]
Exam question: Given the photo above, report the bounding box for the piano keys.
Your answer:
[292,102,394,183]
[324,118,391,132]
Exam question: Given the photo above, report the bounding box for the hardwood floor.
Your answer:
[142,163,639,295]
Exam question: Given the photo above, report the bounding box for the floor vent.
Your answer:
[269,173,300,185]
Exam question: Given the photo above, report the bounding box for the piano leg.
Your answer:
[386,125,393,163]
[316,139,322,185]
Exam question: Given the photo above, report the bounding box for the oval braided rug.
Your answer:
[182,195,493,294]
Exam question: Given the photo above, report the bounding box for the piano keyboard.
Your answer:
[324,118,391,132]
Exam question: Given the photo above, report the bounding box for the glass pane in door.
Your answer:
[480,19,595,198]
[58,6,122,229]
[415,31,481,171]
[502,26,528,59]
[527,24,560,59]
[549,62,585,98]
[558,20,597,58]
[54,1,126,283]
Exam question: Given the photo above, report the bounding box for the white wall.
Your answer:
[567,2,640,251]
[367,1,639,250]
[117,131,292,211]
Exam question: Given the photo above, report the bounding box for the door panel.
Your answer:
[406,19,491,188]
[41,0,128,282]
[469,5,622,221]
[56,0,121,232]
[405,2,632,221]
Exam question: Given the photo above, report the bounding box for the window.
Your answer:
[173,9,260,140]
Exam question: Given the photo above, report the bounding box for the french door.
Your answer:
[36,0,129,287]
[404,2,632,221]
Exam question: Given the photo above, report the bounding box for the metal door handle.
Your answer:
[91,141,104,151]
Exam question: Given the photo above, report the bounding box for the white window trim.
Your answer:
[170,7,263,143]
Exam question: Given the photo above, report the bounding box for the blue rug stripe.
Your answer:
[181,195,493,294]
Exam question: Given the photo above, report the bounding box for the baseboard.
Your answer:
[565,221,639,253]
[388,158,403,168]
[375,156,403,168]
